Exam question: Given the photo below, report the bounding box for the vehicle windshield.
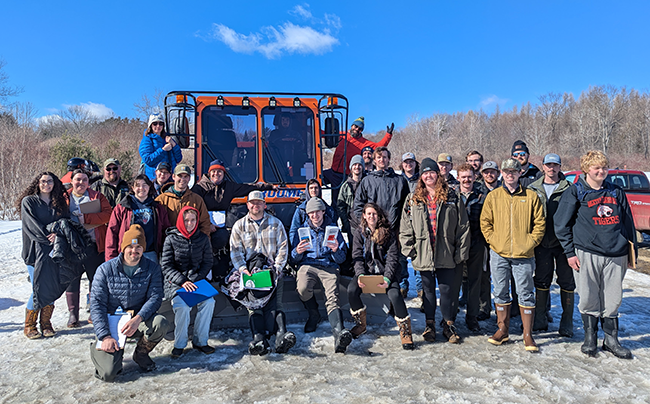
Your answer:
[201,105,258,183]
[262,107,315,184]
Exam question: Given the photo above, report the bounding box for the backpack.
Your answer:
[574,180,619,202]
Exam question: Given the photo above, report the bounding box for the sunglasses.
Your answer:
[512,152,527,157]
[152,122,164,127]
[105,166,119,172]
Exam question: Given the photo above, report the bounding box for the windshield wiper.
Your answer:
[261,135,286,186]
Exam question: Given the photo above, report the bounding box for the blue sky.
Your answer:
[2,1,649,132]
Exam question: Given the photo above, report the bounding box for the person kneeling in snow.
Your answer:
[89,224,168,382]
[228,191,296,356]
[290,197,352,353]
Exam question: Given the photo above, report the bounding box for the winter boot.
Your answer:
[488,303,511,345]
[442,320,461,343]
[520,305,539,352]
[580,313,599,357]
[350,306,367,338]
[133,336,160,371]
[601,317,632,359]
[533,288,549,331]
[274,311,296,354]
[558,290,575,338]
[396,315,415,350]
[302,296,321,333]
[66,291,80,328]
[24,309,41,339]
[328,309,353,353]
[422,320,436,342]
[39,304,56,338]
[248,314,270,356]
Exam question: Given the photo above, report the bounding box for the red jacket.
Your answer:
[331,132,393,174]
[67,188,112,253]
[105,198,171,260]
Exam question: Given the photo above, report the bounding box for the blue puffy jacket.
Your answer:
[138,132,183,180]
[290,216,347,269]
[90,254,163,341]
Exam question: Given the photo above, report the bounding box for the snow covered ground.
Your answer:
[1,219,650,404]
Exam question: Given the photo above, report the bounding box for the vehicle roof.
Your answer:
[564,169,646,175]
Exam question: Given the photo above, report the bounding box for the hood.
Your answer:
[369,167,397,178]
[301,178,322,203]
[176,205,200,239]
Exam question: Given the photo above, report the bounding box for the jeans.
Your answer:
[489,249,535,307]
[171,294,216,348]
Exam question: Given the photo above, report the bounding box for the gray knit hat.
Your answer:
[349,155,364,170]
[305,197,326,214]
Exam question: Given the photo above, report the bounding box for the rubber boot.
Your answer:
[328,309,353,353]
[396,315,415,350]
[558,290,575,338]
[422,320,436,342]
[66,291,80,328]
[24,308,41,339]
[601,317,632,359]
[274,311,296,354]
[533,288,549,331]
[580,313,598,357]
[520,305,539,352]
[488,303,511,345]
[442,320,461,343]
[302,296,321,333]
[39,304,56,338]
[248,313,270,356]
[350,306,367,338]
[133,336,159,371]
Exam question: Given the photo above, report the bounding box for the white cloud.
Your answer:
[479,95,508,109]
[78,102,114,119]
[37,102,114,124]
[204,5,341,59]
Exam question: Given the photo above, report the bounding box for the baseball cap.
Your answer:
[103,158,121,169]
[402,152,416,162]
[437,153,453,164]
[543,153,561,165]
[248,190,265,202]
[174,164,192,176]
[481,161,499,172]
[501,158,522,172]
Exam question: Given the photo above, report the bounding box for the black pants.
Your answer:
[66,246,104,294]
[534,245,575,291]
[420,265,463,322]
[210,227,231,282]
[348,276,409,319]
[466,242,486,319]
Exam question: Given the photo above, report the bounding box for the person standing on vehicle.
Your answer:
[90,159,130,208]
[66,169,113,328]
[18,172,69,339]
[480,158,545,352]
[438,153,460,191]
[511,140,542,188]
[139,113,183,181]
[456,163,487,333]
[89,224,169,381]
[350,203,414,350]
[153,162,173,196]
[192,158,274,283]
[528,154,575,337]
[400,158,470,344]
[554,151,635,359]
[353,147,410,231]
[290,197,352,353]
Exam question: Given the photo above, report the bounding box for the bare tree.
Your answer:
[0,59,23,110]
[133,88,166,120]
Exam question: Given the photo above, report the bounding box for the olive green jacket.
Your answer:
[399,190,470,271]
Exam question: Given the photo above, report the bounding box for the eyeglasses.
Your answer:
[152,122,164,127]
[105,166,119,172]
[512,152,527,157]
[39,180,54,185]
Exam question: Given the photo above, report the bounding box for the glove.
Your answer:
[386,123,394,135]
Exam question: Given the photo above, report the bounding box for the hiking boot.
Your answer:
[192,343,216,354]
[133,336,160,371]
[39,304,56,338]
[396,315,415,350]
[558,290,575,338]
[601,317,632,359]
[350,306,367,338]
[302,296,321,333]
[422,320,436,342]
[488,303,511,345]
[66,292,81,328]
[329,309,352,353]
[24,309,41,339]
[580,313,598,357]
[442,320,461,343]
[521,305,539,352]
[533,288,549,332]
[274,311,296,354]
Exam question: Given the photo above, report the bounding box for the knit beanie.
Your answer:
[420,158,440,174]
[305,197,326,214]
[208,158,226,173]
[121,224,146,252]
[511,140,529,155]
[352,117,365,130]
[349,155,364,170]
[361,146,373,154]
[148,113,164,128]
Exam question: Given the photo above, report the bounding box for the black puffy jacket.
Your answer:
[160,227,213,300]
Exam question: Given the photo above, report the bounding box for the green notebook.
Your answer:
[241,270,273,290]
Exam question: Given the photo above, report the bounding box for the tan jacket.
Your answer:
[399,190,470,271]
[480,185,545,259]
[155,186,212,236]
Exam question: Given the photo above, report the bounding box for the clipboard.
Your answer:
[176,279,219,307]
[79,199,102,230]
[629,241,636,269]
[96,311,131,349]
[359,275,387,294]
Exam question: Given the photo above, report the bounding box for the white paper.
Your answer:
[322,226,339,247]
[209,211,226,228]
[298,227,312,250]
[96,312,131,349]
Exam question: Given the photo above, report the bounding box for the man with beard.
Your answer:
[91,159,130,208]
[361,146,375,173]
[438,153,460,191]
[511,140,542,188]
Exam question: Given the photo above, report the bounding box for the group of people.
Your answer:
[18,113,636,382]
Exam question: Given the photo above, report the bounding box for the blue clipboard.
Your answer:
[175,279,219,307]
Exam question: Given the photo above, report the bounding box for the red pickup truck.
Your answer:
[564,169,650,239]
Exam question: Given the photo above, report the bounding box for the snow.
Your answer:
[2,220,650,403]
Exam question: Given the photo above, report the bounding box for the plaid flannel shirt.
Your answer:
[229,212,288,274]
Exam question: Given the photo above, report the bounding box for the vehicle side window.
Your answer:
[608,174,627,189]
[629,174,649,190]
